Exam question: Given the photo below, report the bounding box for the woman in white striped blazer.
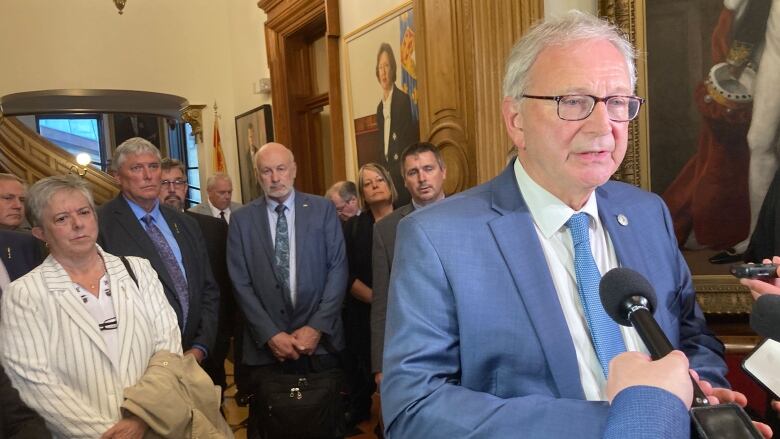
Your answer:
[0,175,182,439]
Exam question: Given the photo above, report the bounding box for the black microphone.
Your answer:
[598,267,709,407]
[600,267,763,439]
[751,294,780,342]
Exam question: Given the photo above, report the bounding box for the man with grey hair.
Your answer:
[228,142,347,438]
[98,137,219,365]
[188,172,242,223]
[325,180,360,222]
[0,173,30,231]
[380,11,736,438]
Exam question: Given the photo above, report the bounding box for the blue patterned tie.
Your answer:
[567,212,625,376]
[274,204,290,293]
[142,214,189,328]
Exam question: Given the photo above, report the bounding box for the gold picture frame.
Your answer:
[600,0,752,314]
[342,1,419,197]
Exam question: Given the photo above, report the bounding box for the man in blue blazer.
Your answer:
[381,11,737,438]
[227,142,347,437]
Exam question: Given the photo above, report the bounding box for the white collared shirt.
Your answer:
[382,90,393,158]
[74,274,119,368]
[513,160,646,401]
[266,192,298,307]
[207,201,232,223]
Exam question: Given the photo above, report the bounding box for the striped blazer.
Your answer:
[0,246,182,439]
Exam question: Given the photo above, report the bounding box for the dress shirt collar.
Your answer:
[513,159,599,238]
[265,190,296,215]
[207,201,230,217]
[124,195,163,223]
[382,88,393,117]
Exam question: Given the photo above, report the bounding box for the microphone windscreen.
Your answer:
[599,267,658,326]
[751,294,780,342]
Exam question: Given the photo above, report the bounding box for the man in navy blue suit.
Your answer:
[381,11,744,439]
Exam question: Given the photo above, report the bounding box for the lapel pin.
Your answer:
[392,132,397,141]
[302,203,309,208]
[6,247,10,259]
[173,223,180,234]
[617,214,629,226]
[393,153,399,160]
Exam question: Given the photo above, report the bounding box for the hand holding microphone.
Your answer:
[599,267,767,439]
[606,350,693,408]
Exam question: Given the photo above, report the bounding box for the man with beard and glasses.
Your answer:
[158,158,240,396]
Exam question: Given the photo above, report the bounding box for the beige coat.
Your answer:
[122,351,233,438]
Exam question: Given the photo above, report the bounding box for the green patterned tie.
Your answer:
[274,204,290,291]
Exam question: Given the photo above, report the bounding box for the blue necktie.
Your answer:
[142,214,189,328]
[567,212,625,376]
[274,204,290,293]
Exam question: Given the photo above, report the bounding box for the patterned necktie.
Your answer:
[142,214,189,327]
[274,204,290,294]
[566,212,625,377]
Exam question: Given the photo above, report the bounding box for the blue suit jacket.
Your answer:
[381,163,726,438]
[227,191,348,366]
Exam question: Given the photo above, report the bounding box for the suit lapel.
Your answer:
[161,207,194,299]
[596,187,648,275]
[111,198,183,318]
[253,198,277,271]
[487,166,585,400]
[42,257,111,360]
[253,197,293,314]
[289,193,312,314]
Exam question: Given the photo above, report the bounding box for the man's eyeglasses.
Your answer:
[521,94,645,122]
[161,179,187,188]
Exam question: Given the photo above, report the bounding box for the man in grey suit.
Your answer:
[227,142,347,438]
[98,137,219,363]
[188,172,242,223]
[370,142,447,385]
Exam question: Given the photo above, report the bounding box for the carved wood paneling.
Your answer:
[415,0,543,193]
[258,0,345,195]
[0,116,119,204]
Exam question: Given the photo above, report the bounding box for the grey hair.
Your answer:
[111,137,161,172]
[25,174,96,228]
[502,10,636,100]
[325,181,358,202]
[0,173,26,187]
[206,173,232,190]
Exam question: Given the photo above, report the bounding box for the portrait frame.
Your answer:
[342,1,419,187]
[235,104,273,203]
[601,0,752,314]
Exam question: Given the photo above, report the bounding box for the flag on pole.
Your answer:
[213,113,226,173]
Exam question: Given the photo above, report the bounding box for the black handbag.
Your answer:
[254,342,348,439]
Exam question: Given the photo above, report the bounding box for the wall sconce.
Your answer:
[70,153,92,177]
[113,0,127,15]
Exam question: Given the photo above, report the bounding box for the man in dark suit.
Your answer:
[370,142,447,385]
[97,137,219,363]
[0,229,44,291]
[157,158,237,394]
[227,142,347,438]
[375,43,419,206]
[0,174,30,232]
